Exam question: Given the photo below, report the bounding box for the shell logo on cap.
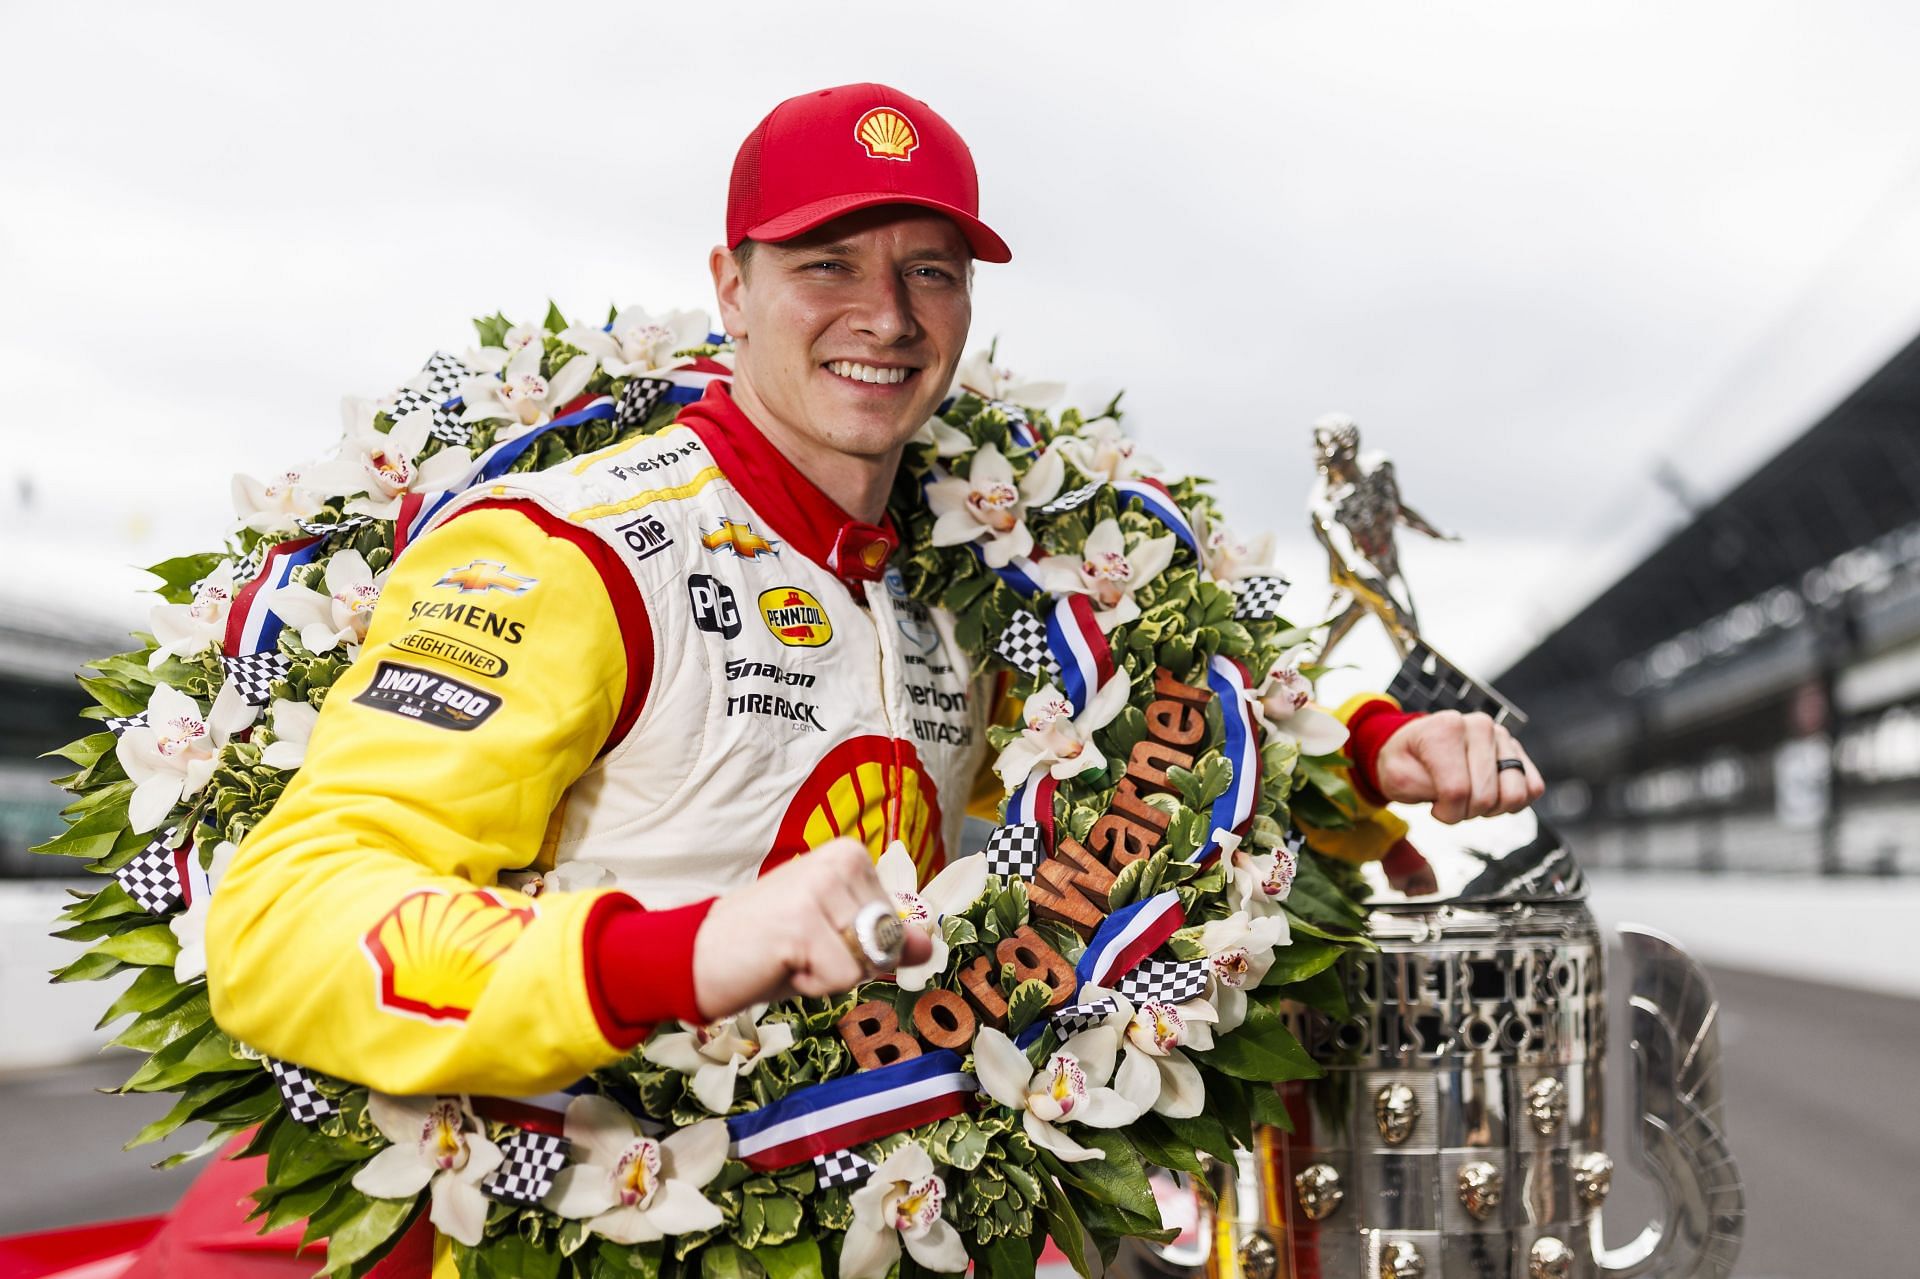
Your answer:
[854,107,919,161]
[362,888,534,1022]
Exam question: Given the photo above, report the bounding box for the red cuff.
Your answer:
[1346,700,1424,807]
[583,894,716,1048]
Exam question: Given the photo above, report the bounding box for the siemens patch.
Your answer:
[353,661,502,731]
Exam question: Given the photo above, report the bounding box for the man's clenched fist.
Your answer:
[1372,709,1545,823]
[690,838,932,1021]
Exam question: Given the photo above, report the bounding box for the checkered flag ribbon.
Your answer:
[615,377,672,433]
[1114,957,1210,1006]
[115,827,184,914]
[268,1059,340,1126]
[1051,996,1117,1036]
[812,1149,875,1190]
[103,712,148,737]
[984,823,1046,880]
[1232,575,1291,621]
[221,651,292,708]
[483,1129,573,1207]
[994,609,1057,678]
[416,352,473,399]
[1036,482,1102,517]
[294,513,374,544]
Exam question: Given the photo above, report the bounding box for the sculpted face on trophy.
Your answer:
[1373,1082,1420,1144]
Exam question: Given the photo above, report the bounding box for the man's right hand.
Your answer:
[690,839,932,1021]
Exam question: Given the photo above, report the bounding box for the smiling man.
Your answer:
[193,82,1538,1275]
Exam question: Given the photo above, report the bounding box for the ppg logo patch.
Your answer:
[353,661,501,731]
[688,574,742,639]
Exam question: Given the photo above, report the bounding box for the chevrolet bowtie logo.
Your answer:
[434,560,538,596]
[701,520,780,560]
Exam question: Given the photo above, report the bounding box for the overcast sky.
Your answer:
[7,1,1920,697]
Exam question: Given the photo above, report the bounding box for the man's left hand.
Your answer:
[1371,710,1545,823]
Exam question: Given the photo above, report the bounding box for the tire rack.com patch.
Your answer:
[353,660,503,731]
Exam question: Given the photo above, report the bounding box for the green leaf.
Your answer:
[144,553,227,601]
[593,1241,666,1278]
[92,923,181,968]
[700,1241,765,1279]
[1004,978,1054,1037]
[1286,967,1350,1020]
[1158,1109,1235,1163]
[1248,1081,1295,1132]
[47,732,116,769]
[1296,755,1357,810]
[757,1193,803,1247]
[1049,1128,1158,1223]
[967,1232,1036,1279]
[1038,1172,1094,1279]
[109,986,209,1053]
[96,963,184,1027]
[1259,936,1345,988]
[751,1237,823,1279]
[1203,1002,1321,1084]
[320,1194,421,1275]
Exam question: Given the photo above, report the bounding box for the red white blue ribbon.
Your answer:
[1113,477,1198,555]
[726,1050,977,1171]
[1005,773,1058,850]
[1193,654,1260,864]
[397,395,618,555]
[225,535,324,657]
[1074,890,1187,991]
[1045,593,1115,715]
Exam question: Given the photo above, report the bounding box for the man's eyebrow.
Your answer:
[771,239,969,264]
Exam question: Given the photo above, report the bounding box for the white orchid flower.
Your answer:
[643,1007,796,1115]
[1195,512,1282,584]
[839,1142,969,1279]
[1245,648,1348,757]
[304,403,473,521]
[351,1094,502,1247]
[230,468,325,536]
[1215,827,1296,916]
[992,674,1133,791]
[972,1021,1154,1162]
[873,843,988,991]
[169,840,236,982]
[559,307,709,379]
[953,348,1064,409]
[1054,418,1161,483]
[925,442,1064,569]
[459,340,596,436]
[912,415,973,458]
[1033,517,1176,633]
[1195,911,1289,1032]
[266,549,389,656]
[500,860,616,898]
[147,561,237,670]
[1108,987,1218,1119]
[463,322,549,374]
[258,698,317,771]
[115,681,257,834]
[545,1098,727,1245]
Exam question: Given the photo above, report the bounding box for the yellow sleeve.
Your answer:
[1298,692,1410,865]
[207,506,637,1097]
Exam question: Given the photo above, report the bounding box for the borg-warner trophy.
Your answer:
[1145,418,1744,1279]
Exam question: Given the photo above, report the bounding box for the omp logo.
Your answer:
[767,735,945,882]
[759,587,832,647]
[700,520,779,560]
[434,560,537,595]
[854,107,918,161]
[362,889,534,1022]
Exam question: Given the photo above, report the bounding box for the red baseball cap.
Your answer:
[727,83,1011,263]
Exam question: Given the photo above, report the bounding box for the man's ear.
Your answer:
[710,245,747,339]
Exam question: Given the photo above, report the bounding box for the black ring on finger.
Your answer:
[1496,758,1525,773]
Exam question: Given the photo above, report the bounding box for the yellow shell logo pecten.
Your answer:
[769,735,946,882]
[854,107,919,161]
[363,889,535,1022]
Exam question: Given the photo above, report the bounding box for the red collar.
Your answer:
[676,381,899,584]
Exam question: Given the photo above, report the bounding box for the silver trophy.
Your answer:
[1142,420,1743,1279]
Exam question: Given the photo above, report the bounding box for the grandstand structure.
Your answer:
[1497,329,1920,874]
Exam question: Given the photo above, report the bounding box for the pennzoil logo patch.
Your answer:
[759,587,833,647]
[353,661,502,730]
[434,560,537,595]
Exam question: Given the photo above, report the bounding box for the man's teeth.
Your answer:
[827,361,910,385]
